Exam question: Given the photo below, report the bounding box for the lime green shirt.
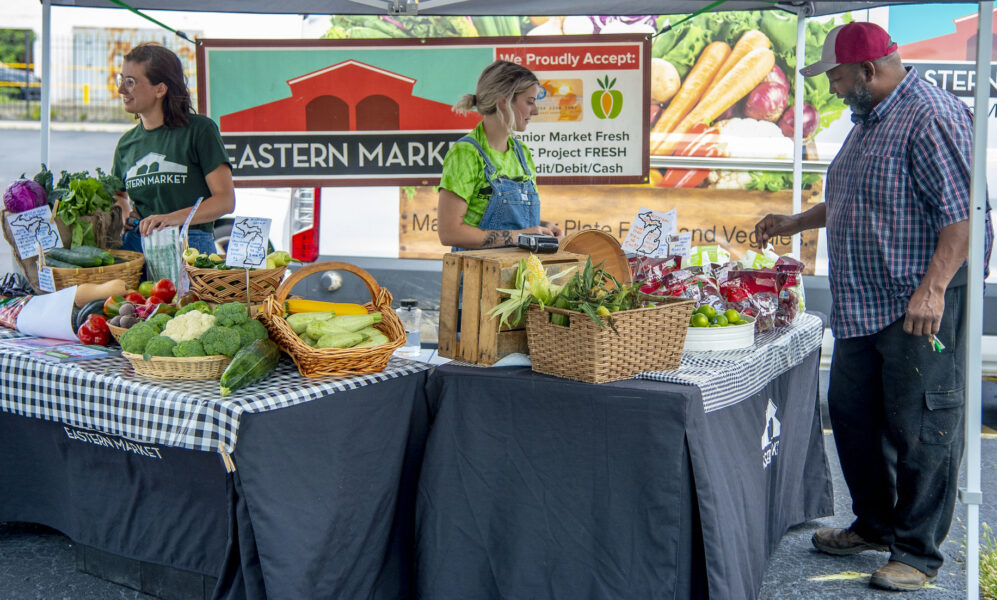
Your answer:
[438,122,537,227]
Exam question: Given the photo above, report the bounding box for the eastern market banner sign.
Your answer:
[196,36,650,187]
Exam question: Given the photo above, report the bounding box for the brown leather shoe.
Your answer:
[811,527,889,555]
[870,561,935,591]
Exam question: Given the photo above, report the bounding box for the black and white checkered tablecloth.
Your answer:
[636,312,824,413]
[0,327,432,454]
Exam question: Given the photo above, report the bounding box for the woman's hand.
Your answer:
[539,221,563,239]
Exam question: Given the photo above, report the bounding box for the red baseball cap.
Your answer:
[801,22,898,77]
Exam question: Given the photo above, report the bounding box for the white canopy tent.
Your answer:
[33,1,993,597]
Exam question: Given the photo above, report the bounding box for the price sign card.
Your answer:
[6,205,62,259]
[37,265,55,293]
[225,217,272,269]
[621,208,677,257]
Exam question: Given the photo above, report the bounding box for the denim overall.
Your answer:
[453,135,540,251]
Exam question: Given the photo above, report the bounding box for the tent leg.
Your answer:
[964,4,991,600]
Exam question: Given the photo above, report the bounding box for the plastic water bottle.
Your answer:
[395,299,422,358]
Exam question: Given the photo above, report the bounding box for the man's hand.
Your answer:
[754,214,797,249]
[904,283,945,337]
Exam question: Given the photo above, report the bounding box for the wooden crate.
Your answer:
[439,248,586,365]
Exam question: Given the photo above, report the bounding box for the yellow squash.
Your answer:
[284,299,368,316]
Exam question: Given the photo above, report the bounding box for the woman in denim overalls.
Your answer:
[437,61,562,251]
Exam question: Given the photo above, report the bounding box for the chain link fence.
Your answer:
[0,28,199,123]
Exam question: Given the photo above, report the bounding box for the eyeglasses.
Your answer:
[115,73,137,90]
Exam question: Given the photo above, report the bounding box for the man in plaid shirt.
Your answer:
[755,21,993,592]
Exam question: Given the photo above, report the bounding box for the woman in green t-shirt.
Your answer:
[437,60,562,250]
[112,43,234,256]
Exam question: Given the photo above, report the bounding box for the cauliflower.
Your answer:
[212,302,249,327]
[143,335,177,360]
[161,310,217,343]
[175,300,211,316]
[200,326,242,357]
[120,322,158,355]
[172,339,206,357]
[234,318,268,350]
[708,170,754,190]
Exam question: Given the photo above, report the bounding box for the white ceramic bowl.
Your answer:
[683,315,755,352]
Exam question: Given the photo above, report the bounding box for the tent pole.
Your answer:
[790,2,812,258]
[41,0,51,167]
[963,3,991,600]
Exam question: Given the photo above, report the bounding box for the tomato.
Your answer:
[125,292,146,305]
[151,279,176,303]
[145,296,165,306]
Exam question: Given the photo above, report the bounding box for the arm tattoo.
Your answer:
[481,230,515,248]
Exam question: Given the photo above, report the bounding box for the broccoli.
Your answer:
[120,322,158,354]
[143,335,177,360]
[147,313,172,332]
[212,302,250,327]
[172,339,206,357]
[175,300,212,316]
[200,326,242,357]
[234,318,268,349]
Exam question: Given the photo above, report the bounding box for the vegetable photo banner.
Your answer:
[196,36,650,188]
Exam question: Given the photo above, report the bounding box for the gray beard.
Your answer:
[845,84,874,116]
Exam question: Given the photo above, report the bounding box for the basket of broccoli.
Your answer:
[120,301,272,381]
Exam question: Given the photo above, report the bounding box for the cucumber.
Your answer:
[47,247,101,267]
[70,245,115,266]
[219,339,280,396]
[43,256,82,269]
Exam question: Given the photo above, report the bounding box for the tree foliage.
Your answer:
[0,29,36,66]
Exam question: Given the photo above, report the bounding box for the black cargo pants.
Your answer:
[827,279,967,577]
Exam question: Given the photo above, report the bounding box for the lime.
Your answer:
[696,305,717,320]
[690,313,710,328]
[724,309,740,324]
[714,314,729,327]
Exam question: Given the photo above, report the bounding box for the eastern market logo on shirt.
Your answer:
[124,152,189,189]
[761,398,782,469]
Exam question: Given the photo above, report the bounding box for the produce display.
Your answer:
[21,165,123,248]
[118,300,268,359]
[489,254,659,330]
[629,244,806,335]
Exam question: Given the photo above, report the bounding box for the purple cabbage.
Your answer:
[591,16,658,33]
[3,179,47,214]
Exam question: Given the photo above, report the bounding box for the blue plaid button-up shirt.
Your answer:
[825,67,993,339]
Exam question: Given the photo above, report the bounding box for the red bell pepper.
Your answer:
[77,314,110,346]
[659,123,721,189]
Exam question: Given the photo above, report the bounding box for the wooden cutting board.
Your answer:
[560,229,633,286]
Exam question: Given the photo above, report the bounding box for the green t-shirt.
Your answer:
[438,122,537,227]
[112,113,229,233]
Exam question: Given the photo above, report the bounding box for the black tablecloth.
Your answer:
[415,352,832,600]
[0,366,431,600]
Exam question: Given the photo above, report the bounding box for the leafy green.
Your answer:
[324,15,481,39]
[55,177,115,247]
[745,171,822,192]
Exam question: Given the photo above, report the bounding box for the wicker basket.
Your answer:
[525,296,695,384]
[185,263,286,304]
[44,249,145,291]
[121,351,231,380]
[260,262,405,378]
[109,323,126,344]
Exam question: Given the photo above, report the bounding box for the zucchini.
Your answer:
[219,339,280,396]
[43,256,82,269]
[47,247,101,267]
[70,245,115,266]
